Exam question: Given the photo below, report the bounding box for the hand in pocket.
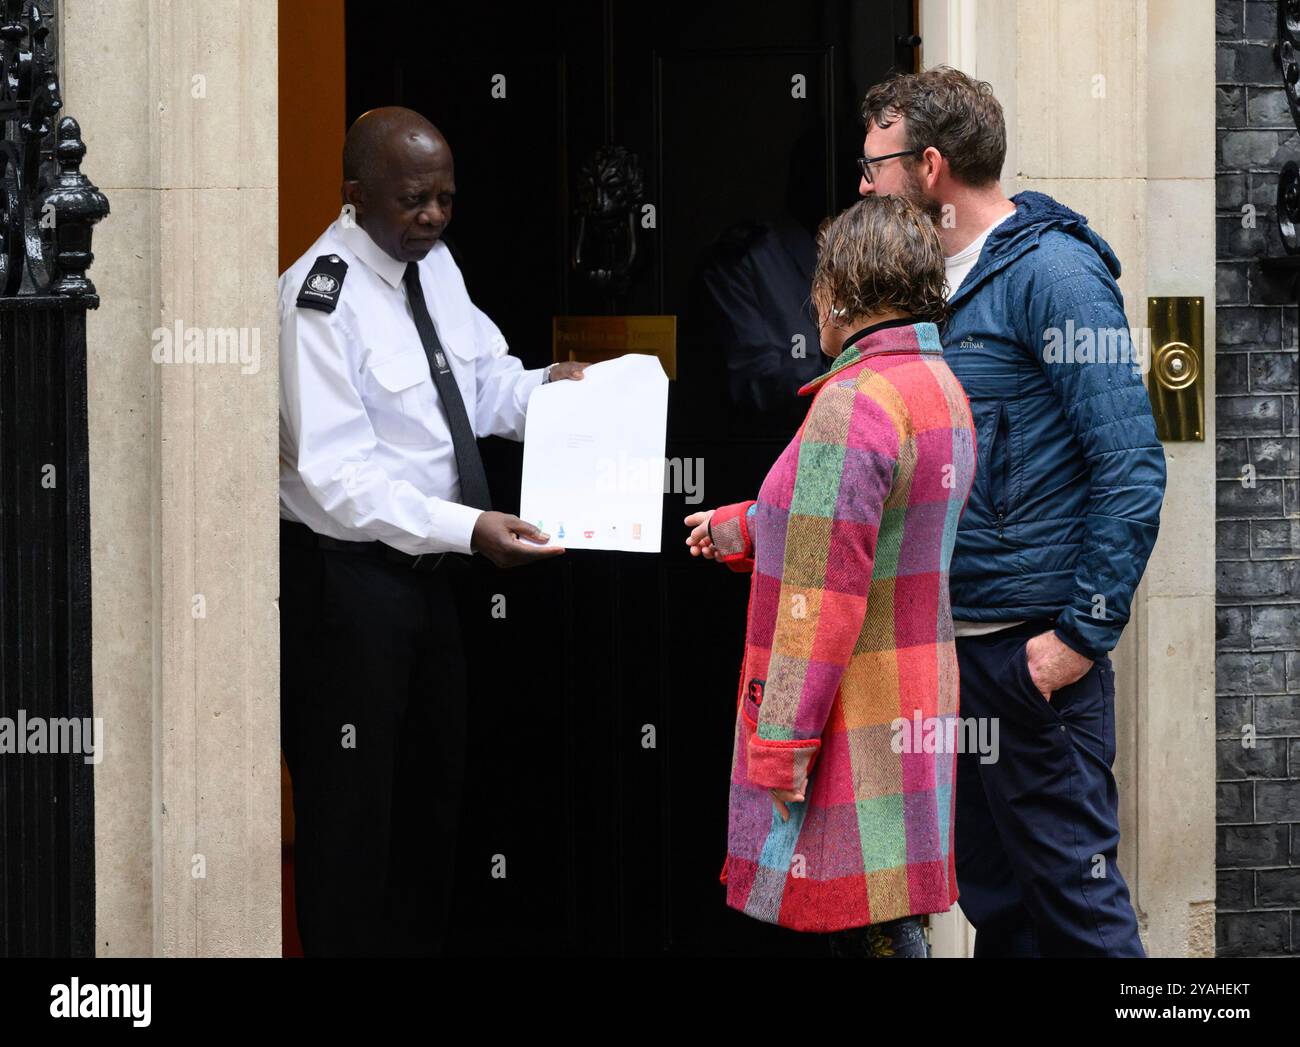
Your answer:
[1024,629,1093,700]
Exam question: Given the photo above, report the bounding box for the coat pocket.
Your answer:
[736,692,759,785]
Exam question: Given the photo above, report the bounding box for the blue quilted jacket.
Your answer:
[943,191,1166,660]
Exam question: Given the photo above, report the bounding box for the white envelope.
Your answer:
[520,353,668,552]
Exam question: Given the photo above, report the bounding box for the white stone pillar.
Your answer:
[62,0,281,957]
[1131,0,1218,959]
[922,0,1217,957]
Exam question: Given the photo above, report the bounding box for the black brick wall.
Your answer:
[1216,0,1300,958]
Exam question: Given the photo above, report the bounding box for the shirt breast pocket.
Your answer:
[361,348,437,447]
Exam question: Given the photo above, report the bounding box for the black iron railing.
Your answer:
[0,0,107,958]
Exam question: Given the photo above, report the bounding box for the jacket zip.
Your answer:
[993,403,1010,537]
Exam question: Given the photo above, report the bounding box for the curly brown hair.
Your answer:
[861,66,1006,187]
[811,195,948,327]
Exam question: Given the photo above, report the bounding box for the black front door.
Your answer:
[346,0,916,955]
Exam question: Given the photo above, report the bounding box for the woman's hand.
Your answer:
[684,510,717,559]
[770,787,805,821]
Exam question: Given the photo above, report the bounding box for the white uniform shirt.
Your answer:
[279,217,545,556]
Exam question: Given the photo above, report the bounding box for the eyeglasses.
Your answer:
[856,149,922,184]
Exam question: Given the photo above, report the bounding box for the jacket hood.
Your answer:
[978,189,1122,281]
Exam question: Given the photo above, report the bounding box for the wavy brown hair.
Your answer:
[861,66,1006,187]
[811,194,948,327]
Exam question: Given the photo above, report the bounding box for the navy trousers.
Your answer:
[954,620,1145,957]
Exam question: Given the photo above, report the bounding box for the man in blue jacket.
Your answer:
[858,67,1166,957]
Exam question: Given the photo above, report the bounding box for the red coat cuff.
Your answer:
[708,500,756,571]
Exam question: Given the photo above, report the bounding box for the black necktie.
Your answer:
[402,261,493,511]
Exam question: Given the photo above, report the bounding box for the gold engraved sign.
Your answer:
[552,315,677,379]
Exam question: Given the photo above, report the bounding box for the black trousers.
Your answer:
[280,527,469,956]
[953,620,1145,957]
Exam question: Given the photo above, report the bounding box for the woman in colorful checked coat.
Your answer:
[685,195,976,956]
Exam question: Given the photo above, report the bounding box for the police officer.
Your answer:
[278,106,585,956]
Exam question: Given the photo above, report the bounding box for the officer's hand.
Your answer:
[684,510,717,559]
[471,511,565,568]
[548,361,589,382]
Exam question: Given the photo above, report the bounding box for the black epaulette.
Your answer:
[296,254,348,313]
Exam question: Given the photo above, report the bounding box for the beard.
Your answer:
[897,168,944,224]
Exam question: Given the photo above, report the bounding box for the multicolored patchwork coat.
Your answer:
[709,319,976,932]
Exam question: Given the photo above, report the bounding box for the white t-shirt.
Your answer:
[945,208,1022,639]
[944,210,1014,300]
